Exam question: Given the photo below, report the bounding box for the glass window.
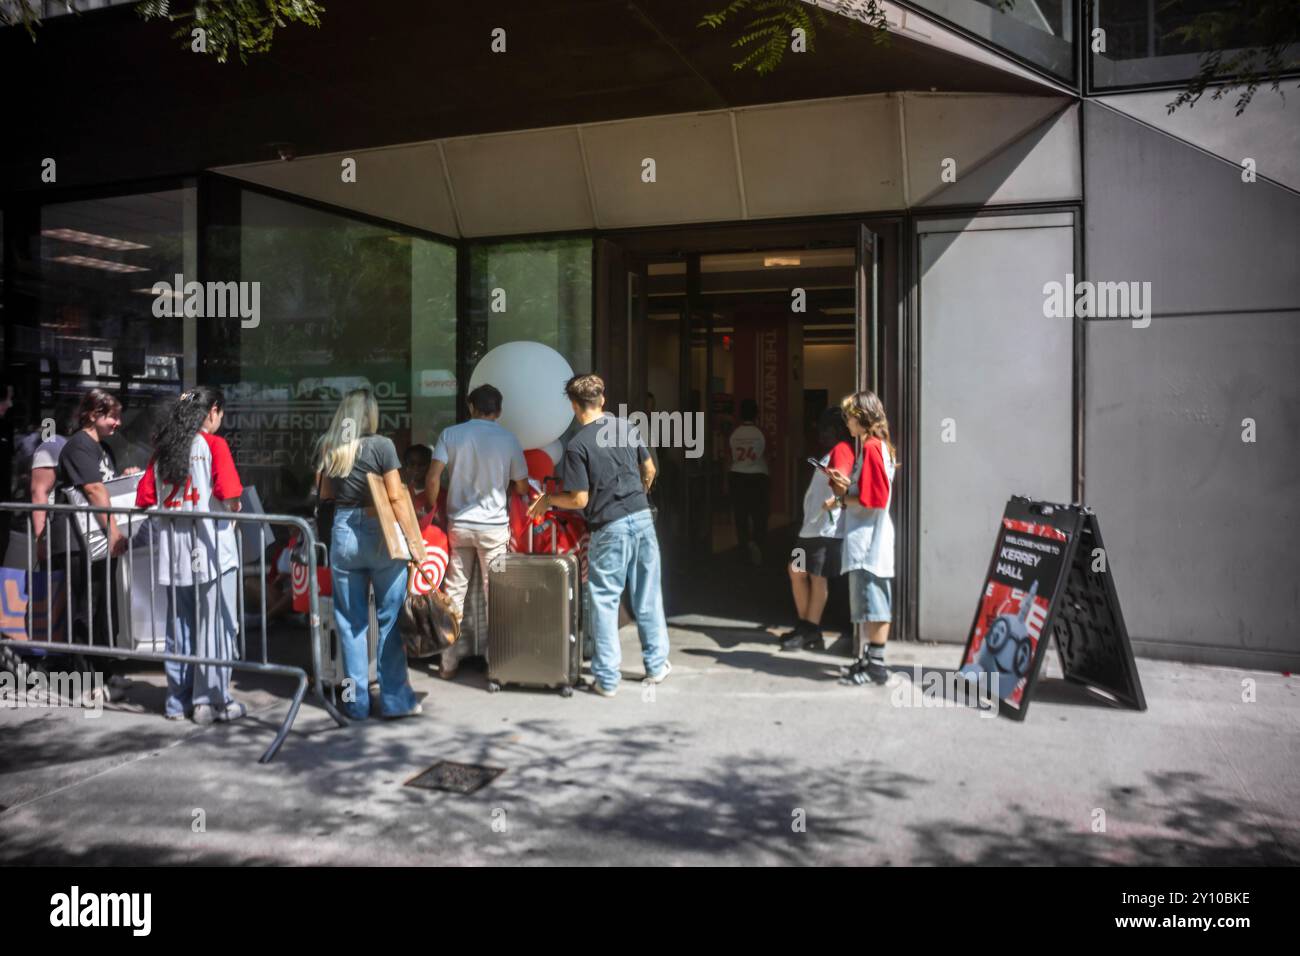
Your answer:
[1092,0,1300,90]
[465,237,593,390]
[0,209,5,359]
[11,186,197,471]
[902,0,1076,83]
[218,190,457,511]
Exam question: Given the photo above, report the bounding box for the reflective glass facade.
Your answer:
[903,0,1076,82]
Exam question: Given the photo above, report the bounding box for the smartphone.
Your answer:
[807,456,831,474]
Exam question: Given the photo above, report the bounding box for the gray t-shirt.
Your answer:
[432,418,527,527]
[31,436,68,502]
[330,435,402,507]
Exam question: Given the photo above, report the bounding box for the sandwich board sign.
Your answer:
[958,496,1146,720]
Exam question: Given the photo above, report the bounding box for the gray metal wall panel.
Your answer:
[1085,313,1299,667]
[918,213,1075,643]
[1085,104,1300,316]
[1084,102,1300,669]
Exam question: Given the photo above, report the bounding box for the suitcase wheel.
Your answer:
[559,685,574,698]
[487,680,502,694]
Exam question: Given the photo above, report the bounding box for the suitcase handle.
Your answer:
[527,517,558,554]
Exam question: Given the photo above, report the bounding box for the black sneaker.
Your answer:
[840,659,889,686]
[802,628,826,651]
[864,661,890,685]
[779,629,807,651]
[839,659,867,684]
[780,621,812,651]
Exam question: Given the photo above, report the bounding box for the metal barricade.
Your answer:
[0,500,347,762]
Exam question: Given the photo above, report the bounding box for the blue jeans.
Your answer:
[330,508,418,719]
[164,569,239,716]
[585,509,669,691]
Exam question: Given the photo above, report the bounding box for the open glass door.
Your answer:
[856,223,880,394]
[854,224,883,655]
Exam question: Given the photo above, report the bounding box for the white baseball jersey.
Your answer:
[140,433,243,587]
[729,423,768,475]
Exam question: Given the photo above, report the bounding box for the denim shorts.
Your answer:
[848,569,892,623]
[793,536,841,578]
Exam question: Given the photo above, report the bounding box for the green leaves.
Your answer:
[1,1,43,39]
[698,0,888,76]
[1164,0,1300,115]
[136,0,324,64]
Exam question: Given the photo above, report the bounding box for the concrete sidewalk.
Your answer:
[1,623,1297,866]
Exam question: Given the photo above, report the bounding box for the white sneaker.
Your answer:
[382,703,423,720]
[646,660,672,684]
[216,701,248,722]
[590,681,618,698]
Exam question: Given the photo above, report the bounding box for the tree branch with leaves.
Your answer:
[699,0,889,75]
[1,0,324,64]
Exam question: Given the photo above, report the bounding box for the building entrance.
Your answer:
[598,223,891,633]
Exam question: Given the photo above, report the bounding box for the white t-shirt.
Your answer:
[729,423,768,475]
[799,447,853,539]
[433,418,528,527]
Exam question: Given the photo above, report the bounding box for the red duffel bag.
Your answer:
[508,482,585,557]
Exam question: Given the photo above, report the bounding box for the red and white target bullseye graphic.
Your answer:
[291,561,309,596]
[410,546,449,595]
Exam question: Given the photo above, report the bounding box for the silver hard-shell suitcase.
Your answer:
[486,521,580,696]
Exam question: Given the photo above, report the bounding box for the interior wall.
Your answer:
[804,343,856,408]
[1083,102,1300,670]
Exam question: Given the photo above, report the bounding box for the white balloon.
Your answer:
[542,439,564,468]
[468,342,574,450]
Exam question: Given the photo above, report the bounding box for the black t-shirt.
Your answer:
[562,415,650,531]
[57,429,117,492]
[331,434,402,506]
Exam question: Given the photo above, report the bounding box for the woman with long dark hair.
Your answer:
[135,386,247,723]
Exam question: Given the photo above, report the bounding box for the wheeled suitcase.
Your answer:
[486,521,581,697]
[316,590,379,699]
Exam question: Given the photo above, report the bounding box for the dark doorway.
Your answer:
[599,221,895,637]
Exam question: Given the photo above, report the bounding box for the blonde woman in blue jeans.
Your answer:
[317,388,421,720]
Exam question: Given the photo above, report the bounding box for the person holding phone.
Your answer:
[783,408,855,651]
[826,390,898,686]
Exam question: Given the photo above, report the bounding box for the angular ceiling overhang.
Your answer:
[216,92,1076,238]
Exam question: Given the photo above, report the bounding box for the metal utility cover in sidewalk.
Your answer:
[405,761,505,795]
